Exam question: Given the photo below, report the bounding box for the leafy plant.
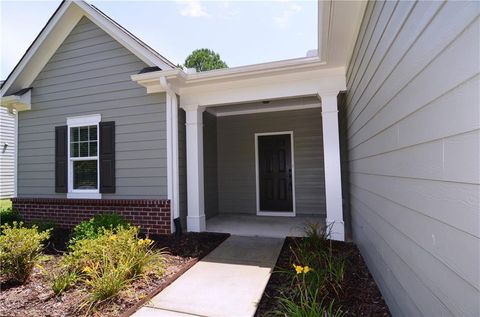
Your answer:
[31,220,56,233]
[62,226,164,310]
[51,271,78,295]
[274,264,346,317]
[0,222,51,284]
[64,226,163,277]
[272,222,349,316]
[0,208,21,228]
[81,253,133,309]
[68,213,129,246]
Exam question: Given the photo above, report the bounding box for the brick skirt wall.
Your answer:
[11,198,171,235]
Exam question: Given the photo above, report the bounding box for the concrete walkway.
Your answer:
[132,236,284,317]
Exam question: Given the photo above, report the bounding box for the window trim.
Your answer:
[66,114,101,199]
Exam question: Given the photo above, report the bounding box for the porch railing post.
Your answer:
[320,92,345,241]
[182,104,206,232]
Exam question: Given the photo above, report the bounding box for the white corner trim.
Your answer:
[67,114,101,126]
[255,131,296,217]
[13,110,18,198]
[319,93,345,241]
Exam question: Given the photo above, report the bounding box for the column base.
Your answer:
[187,215,206,232]
[326,219,345,241]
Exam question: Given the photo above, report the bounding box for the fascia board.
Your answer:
[0,2,79,96]
[75,1,175,70]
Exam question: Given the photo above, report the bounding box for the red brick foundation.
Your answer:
[11,198,171,235]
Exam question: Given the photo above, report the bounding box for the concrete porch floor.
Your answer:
[206,214,324,238]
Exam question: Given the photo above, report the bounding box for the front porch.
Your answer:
[206,214,324,238]
[132,61,348,241]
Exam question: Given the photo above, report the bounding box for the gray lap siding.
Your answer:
[17,17,168,200]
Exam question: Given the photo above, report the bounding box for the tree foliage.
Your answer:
[184,48,228,72]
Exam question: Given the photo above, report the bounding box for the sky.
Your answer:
[0,0,317,79]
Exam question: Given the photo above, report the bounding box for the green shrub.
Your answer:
[0,208,21,227]
[31,220,56,233]
[69,214,129,246]
[65,226,163,277]
[0,222,51,284]
[63,226,164,309]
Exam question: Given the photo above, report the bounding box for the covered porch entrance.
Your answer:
[200,97,327,238]
[132,61,347,241]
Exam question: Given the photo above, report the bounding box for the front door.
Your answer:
[257,134,293,213]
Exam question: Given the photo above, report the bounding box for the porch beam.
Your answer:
[320,92,345,241]
[182,104,206,232]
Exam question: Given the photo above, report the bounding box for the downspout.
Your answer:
[160,76,180,233]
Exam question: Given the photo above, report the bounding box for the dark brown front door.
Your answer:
[258,134,293,212]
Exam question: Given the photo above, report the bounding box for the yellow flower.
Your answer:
[303,266,311,274]
[293,264,303,274]
[138,238,153,246]
[82,266,92,274]
[109,235,117,241]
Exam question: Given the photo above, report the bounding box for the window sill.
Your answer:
[67,192,102,199]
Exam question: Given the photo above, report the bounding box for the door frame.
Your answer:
[255,131,296,217]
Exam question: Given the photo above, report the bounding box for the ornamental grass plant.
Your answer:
[273,222,348,317]
[59,224,165,311]
[0,222,51,284]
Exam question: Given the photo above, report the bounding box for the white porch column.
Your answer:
[320,93,345,241]
[182,104,206,232]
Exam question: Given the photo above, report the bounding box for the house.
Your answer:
[0,94,16,199]
[0,1,479,316]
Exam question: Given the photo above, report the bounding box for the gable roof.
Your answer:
[0,0,175,96]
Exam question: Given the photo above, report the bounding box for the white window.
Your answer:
[67,114,101,199]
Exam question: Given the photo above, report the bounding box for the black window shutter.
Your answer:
[99,121,115,193]
[55,126,68,193]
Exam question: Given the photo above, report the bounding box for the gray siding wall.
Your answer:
[345,1,480,316]
[203,112,218,218]
[17,17,168,199]
[178,107,187,227]
[0,107,15,198]
[217,108,326,216]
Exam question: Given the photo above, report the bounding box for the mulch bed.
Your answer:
[255,237,391,317]
[0,230,229,317]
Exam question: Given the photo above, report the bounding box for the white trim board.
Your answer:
[207,102,320,117]
[1,1,174,97]
[255,131,296,217]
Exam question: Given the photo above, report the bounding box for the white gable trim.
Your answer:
[0,1,77,96]
[1,1,174,97]
[75,1,174,70]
